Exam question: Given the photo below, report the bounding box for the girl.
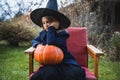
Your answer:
[30,0,85,80]
[31,16,85,80]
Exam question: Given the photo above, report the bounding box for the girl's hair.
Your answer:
[40,16,64,30]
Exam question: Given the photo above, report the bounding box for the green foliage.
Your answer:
[109,32,120,48]
[0,19,36,46]
[106,32,120,61]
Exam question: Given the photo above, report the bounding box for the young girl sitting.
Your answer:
[30,0,86,80]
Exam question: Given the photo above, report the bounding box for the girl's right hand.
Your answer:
[50,21,60,29]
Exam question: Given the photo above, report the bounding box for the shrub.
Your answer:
[106,32,120,61]
[0,19,36,46]
[88,31,105,48]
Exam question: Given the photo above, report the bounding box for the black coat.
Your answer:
[32,26,78,65]
[31,26,86,80]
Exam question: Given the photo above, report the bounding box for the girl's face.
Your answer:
[41,16,60,31]
[42,17,51,31]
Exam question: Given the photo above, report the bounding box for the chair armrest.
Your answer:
[24,47,35,54]
[87,45,104,78]
[87,45,104,57]
[24,46,35,76]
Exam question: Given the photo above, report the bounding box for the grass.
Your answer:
[0,43,120,80]
[0,45,29,80]
[88,56,120,80]
[99,61,120,80]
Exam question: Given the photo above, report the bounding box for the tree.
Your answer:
[90,0,120,32]
[0,0,43,21]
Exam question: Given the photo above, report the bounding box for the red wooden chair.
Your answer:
[24,27,104,80]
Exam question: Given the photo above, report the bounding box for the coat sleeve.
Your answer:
[47,26,69,47]
[32,38,41,47]
[32,31,45,47]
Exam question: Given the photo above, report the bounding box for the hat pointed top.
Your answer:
[46,0,58,11]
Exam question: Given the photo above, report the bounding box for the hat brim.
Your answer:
[30,8,71,28]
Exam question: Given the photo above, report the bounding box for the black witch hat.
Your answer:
[30,0,71,28]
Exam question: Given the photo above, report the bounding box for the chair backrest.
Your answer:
[66,27,88,67]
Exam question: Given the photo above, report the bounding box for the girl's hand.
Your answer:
[50,21,60,29]
[36,44,42,48]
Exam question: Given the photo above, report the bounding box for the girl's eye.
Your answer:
[42,22,45,25]
[47,21,50,23]
[43,21,50,24]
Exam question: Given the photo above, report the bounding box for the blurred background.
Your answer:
[0,0,120,80]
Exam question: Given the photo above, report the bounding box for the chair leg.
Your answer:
[29,54,34,75]
[94,57,98,79]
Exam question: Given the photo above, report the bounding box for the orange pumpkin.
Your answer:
[34,45,64,65]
